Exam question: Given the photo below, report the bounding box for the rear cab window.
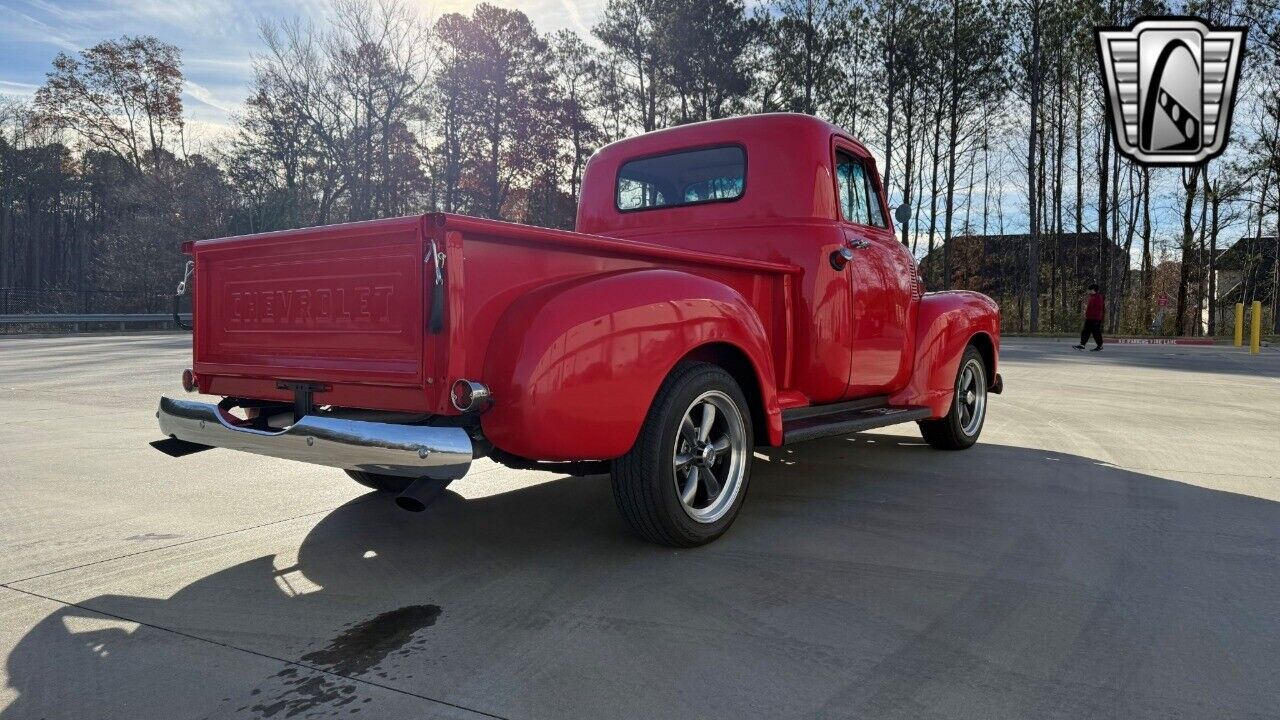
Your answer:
[617,146,745,211]
[835,150,887,227]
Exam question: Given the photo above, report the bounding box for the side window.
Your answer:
[835,151,869,224]
[866,170,887,227]
[835,150,887,228]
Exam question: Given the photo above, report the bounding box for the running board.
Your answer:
[782,401,932,444]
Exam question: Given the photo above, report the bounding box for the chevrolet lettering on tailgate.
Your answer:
[226,280,397,330]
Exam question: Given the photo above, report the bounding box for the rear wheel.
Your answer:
[345,470,414,493]
[919,345,988,450]
[611,362,753,547]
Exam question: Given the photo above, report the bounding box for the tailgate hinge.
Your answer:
[428,239,446,334]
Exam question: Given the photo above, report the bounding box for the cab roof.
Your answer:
[576,113,871,235]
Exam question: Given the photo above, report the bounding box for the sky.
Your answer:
[0,0,605,135]
[0,0,1265,248]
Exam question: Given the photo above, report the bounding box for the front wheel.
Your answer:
[611,362,753,547]
[918,345,988,450]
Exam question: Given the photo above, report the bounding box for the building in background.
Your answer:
[1214,236,1278,332]
[919,233,1130,332]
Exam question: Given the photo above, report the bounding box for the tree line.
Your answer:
[1,0,1278,334]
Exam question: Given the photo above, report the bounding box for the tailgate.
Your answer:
[192,216,431,388]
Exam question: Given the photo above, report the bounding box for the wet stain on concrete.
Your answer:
[300,605,441,675]
[243,605,441,718]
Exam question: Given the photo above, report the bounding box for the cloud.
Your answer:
[0,79,40,98]
[2,0,610,128]
[559,0,591,36]
[416,0,604,33]
[185,56,254,73]
[185,80,237,115]
[182,116,238,150]
[4,6,82,51]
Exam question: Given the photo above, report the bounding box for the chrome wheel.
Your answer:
[672,390,748,524]
[957,357,987,437]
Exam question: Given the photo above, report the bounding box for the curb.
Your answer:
[1109,337,1218,345]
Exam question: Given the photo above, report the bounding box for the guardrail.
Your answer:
[0,313,190,329]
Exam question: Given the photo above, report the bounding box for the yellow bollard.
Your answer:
[1250,300,1262,354]
[1234,303,1244,346]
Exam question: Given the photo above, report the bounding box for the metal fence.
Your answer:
[0,288,191,333]
[0,313,190,333]
[0,288,187,316]
[0,313,188,324]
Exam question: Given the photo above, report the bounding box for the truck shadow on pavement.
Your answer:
[5,435,1280,719]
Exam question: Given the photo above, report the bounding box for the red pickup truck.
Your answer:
[156,114,1001,546]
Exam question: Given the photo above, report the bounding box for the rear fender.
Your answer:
[481,269,780,460]
[890,291,1000,417]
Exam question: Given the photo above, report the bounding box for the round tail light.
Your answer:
[181,369,197,393]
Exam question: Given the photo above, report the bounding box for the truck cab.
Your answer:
[578,114,925,403]
[156,113,1001,547]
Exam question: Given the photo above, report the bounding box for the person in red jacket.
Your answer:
[1074,284,1104,351]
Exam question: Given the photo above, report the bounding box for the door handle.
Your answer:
[847,238,871,250]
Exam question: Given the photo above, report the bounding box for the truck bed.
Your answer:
[189,213,799,415]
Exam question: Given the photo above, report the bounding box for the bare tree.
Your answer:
[549,31,604,201]
[34,36,184,173]
[6,0,1280,338]
[756,0,852,118]
[942,0,1006,291]
[257,0,432,222]
[594,0,668,132]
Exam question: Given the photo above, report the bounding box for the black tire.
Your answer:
[611,362,754,547]
[919,345,988,450]
[345,470,415,493]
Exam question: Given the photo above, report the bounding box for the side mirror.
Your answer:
[894,203,911,225]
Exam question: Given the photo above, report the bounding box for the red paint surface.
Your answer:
[887,292,1001,417]
[188,113,1001,460]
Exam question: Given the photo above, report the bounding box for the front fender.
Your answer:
[890,291,1000,417]
[481,269,779,460]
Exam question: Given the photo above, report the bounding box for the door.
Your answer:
[833,144,916,397]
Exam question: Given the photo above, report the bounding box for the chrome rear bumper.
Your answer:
[156,397,472,480]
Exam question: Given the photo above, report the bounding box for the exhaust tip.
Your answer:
[395,495,428,513]
[395,476,453,513]
[450,379,492,413]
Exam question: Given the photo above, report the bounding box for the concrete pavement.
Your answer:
[1,335,1277,719]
